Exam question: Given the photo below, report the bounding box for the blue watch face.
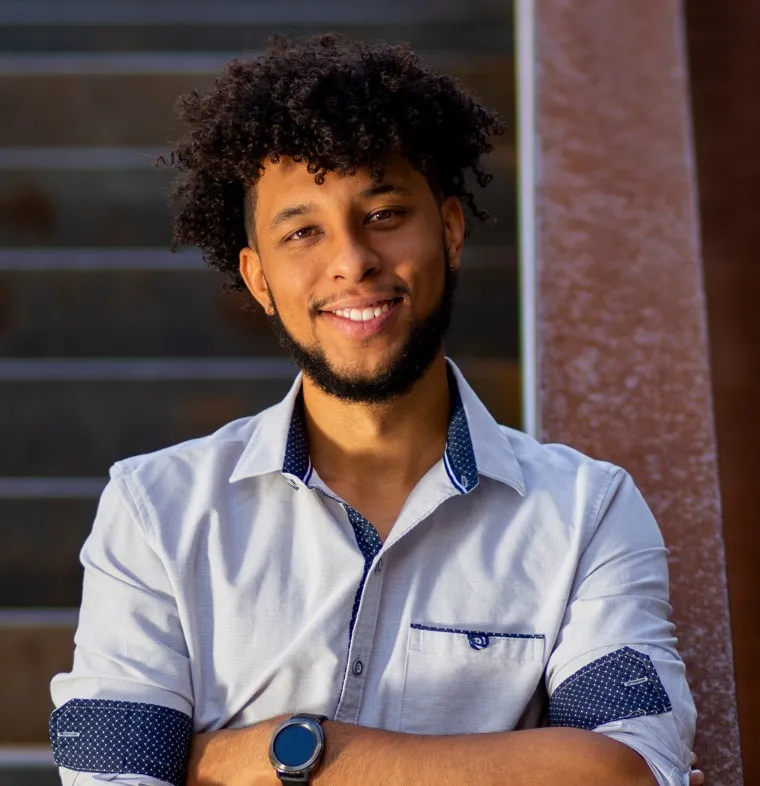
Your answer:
[273,723,318,768]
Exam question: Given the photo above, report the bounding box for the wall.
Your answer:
[532,1,742,782]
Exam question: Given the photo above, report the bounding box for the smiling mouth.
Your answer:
[323,298,402,323]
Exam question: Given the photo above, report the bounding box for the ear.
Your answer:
[239,246,273,314]
[440,196,466,272]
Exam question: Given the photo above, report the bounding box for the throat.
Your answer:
[327,481,411,543]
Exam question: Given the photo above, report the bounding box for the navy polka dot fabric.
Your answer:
[345,505,382,642]
[50,698,192,785]
[444,367,479,494]
[282,389,310,482]
[548,647,672,730]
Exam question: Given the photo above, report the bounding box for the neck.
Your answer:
[301,353,451,491]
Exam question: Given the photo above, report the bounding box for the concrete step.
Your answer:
[0,498,96,607]
[0,55,514,146]
[0,358,519,477]
[0,249,518,358]
[0,612,76,743]
[0,156,515,247]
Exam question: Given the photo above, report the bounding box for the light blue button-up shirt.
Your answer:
[50,360,696,786]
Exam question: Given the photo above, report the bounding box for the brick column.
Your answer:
[531,0,742,781]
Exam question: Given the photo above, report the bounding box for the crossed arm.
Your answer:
[52,472,701,786]
[187,714,658,786]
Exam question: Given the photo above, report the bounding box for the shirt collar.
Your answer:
[229,359,525,496]
[445,360,525,495]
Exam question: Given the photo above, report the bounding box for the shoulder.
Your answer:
[496,426,664,552]
[103,409,281,547]
[499,425,626,515]
[107,409,271,520]
[501,424,619,477]
[114,414,257,477]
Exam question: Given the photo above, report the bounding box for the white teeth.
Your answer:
[332,301,393,322]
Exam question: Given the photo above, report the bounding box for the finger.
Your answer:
[690,769,705,786]
[690,751,698,766]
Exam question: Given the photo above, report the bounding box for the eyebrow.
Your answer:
[359,183,414,199]
[267,203,317,233]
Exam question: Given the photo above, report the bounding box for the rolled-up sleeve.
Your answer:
[50,464,194,786]
[545,467,697,786]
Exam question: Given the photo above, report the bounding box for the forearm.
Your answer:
[188,716,657,786]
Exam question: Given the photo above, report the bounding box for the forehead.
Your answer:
[253,155,430,210]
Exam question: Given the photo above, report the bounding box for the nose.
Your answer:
[326,231,381,283]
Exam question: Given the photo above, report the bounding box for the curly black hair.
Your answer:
[167,33,504,292]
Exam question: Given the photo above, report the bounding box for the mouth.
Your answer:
[318,297,404,337]
[323,298,402,323]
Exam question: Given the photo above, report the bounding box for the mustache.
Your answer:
[308,283,410,317]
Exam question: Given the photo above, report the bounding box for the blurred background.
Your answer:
[2,0,759,784]
[0,1,519,783]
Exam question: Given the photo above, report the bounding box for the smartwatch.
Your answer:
[269,713,328,784]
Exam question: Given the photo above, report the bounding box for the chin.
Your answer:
[330,348,403,378]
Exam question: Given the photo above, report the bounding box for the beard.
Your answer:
[264,248,458,405]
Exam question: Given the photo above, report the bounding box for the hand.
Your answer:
[690,751,705,785]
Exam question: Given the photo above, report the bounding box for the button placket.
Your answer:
[334,506,385,724]
[336,580,384,723]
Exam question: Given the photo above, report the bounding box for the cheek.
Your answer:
[397,246,446,306]
[267,262,317,312]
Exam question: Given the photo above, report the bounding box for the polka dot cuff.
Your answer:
[549,647,672,730]
[50,698,192,785]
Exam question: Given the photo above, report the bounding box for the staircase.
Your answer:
[0,1,519,783]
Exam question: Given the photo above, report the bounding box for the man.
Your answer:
[50,35,701,786]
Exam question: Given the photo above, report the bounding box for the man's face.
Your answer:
[239,156,465,402]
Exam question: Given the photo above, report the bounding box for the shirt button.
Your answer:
[352,659,364,676]
[375,558,384,573]
[467,633,490,650]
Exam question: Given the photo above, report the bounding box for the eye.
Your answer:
[285,226,319,243]
[366,208,406,223]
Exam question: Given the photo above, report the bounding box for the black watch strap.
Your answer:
[297,713,328,724]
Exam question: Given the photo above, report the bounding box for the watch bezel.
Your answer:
[269,717,325,776]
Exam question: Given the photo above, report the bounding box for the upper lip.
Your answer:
[320,296,400,312]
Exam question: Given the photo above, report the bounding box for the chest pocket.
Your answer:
[400,624,546,735]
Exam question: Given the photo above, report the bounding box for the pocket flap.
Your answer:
[409,624,545,661]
